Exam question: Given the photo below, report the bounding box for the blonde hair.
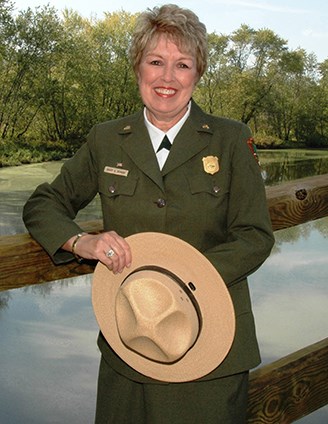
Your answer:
[129,4,208,80]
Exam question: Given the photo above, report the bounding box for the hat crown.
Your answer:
[115,270,200,363]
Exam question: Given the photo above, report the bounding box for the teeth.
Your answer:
[155,88,175,95]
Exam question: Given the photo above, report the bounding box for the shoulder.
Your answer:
[89,110,144,138]
[190,101,251,141]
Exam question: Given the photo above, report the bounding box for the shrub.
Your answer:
[0,139,77,167]
[304,133,328,148]
[253,134,284,148]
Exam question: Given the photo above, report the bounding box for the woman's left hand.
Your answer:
[64,231,132,274]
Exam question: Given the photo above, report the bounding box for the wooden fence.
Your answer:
[246,173,328,422]
[0,173,328,422]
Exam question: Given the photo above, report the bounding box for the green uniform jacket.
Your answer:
[23,101,274,383]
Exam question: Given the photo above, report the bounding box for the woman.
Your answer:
[23,4,274,423]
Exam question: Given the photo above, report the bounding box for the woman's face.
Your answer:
[137,34,199,130]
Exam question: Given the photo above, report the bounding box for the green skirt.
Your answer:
[95,356,249,424]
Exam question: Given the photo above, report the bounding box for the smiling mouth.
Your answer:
[155,88,176,96]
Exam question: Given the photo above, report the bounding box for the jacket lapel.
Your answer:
[119,112,165,192]
[119,102,213,187]
[162,102,213,176]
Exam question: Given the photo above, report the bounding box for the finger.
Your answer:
[100,231,132,273]
[105,233,131,269]
[107,242,129,274]
[113,236,132,268]
[104,248,115,259]
[101,250,118,273]
[102,245,126,274]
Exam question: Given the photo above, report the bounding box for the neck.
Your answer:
[145,106,189,132]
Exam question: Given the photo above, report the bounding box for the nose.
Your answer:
[162,64,175,82]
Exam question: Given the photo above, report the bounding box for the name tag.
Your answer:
[104,166,129,177]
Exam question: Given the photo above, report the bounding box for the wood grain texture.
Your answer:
[247,338,328,423]
[266,174,328,231]
[0,222,101,291]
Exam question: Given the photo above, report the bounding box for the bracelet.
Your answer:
[71,233,87,263]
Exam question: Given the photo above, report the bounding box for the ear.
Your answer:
[135,67,142,85]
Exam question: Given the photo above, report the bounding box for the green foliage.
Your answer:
[0,4,327,166]
[304,133,328,148]
[253,134,284,148]
[0,138,76,166]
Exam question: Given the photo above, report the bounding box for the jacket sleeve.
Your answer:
[22,127,99,264]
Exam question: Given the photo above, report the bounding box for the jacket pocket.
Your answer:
[183,172,231,244]
[99,174,139,199]
[188,175,228,198]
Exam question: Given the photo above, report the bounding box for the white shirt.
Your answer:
[144,101,191,170]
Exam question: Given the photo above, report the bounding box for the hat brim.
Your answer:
[92,232,235,382]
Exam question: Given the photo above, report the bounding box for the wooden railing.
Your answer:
[1,173,327,422]
[247,338,328,423]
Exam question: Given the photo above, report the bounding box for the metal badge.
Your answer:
[202,156,219,175]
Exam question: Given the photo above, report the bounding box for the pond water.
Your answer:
[259,149,328,186]
[0,150,327,423]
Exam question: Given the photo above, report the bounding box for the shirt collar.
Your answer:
[144,101,191,150]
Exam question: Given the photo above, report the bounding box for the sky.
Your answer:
[12,0,328,62]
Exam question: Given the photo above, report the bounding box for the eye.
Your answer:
[150,60,162,66]
[178,63,190,69]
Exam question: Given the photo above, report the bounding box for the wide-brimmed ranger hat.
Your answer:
[92,232,235,382]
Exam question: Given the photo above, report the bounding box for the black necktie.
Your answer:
[156,135,171,152]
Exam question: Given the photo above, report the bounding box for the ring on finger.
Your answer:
[105,248,115,258]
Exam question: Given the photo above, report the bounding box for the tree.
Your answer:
[37,10,141,144]
[37,9,97,142]
[0,5,327,157]
[226,25,288,124]
[195,32,229,115]
[0,5,62,141]
[261,50,328,145]
[91,11,140,121]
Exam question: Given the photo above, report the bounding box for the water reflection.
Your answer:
[0,275,99,424]
[249,217,328,363]
[258,149,328,186]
